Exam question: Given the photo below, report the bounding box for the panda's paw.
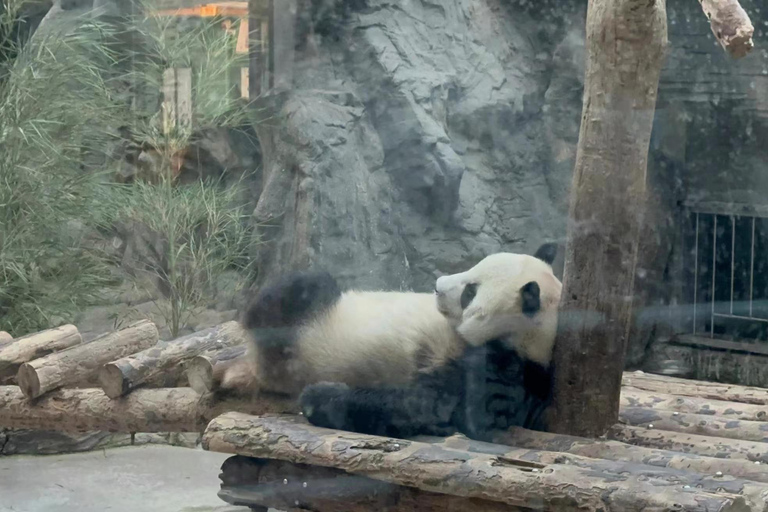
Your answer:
[299,382,352,430]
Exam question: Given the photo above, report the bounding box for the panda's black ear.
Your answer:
[533,243,558,266]
[521,281,541,317]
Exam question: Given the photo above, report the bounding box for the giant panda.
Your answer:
[237,243,562,441]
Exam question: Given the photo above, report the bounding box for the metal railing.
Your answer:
[687,208,768,341]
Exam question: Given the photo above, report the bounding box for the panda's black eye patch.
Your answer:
[521,281,541,317]
[460,283,478,309]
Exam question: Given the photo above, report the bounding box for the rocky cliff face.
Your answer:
[249,0,587,293]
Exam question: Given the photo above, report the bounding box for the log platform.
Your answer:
[6,319,768,511]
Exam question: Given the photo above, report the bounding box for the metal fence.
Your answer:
[684,209,768,342]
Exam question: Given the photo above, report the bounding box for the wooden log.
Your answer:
[609,423,768,464]
[202,413,761,512]
[0,325,82,381]
[549,0,668,438]
[620,407,768,444]
[0,386,296,432]
[0,331,12,347]
[621,386,768,421]
[99,321,247,399]
[495,426,768,484]
[622,371,768,405]
[218,455,522,512]
[698,0,754,58]
[187,344,247,394]
[17,321,158,399]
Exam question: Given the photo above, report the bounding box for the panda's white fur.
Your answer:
[435,251,561,367]
[233,244,562,440]
[294,291,463,389]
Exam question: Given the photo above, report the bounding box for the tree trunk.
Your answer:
[17,320,158,399]
[98,321,247,398]
[0,386,297,432]
[203,413,761,512]
[0,325,82,382]
[549,0,668,437]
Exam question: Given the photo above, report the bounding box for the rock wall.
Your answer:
[249,0,587,292]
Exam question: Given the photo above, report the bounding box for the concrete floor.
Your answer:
[0,445,258,512]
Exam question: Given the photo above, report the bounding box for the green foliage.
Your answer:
[105,177,259,338]
[0,1,261,337]
[107,1,260,337]
[0,4,122,335]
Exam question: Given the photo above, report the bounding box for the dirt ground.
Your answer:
[0,445,271,512]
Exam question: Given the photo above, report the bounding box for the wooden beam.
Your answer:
[621,386,768,421]
[0,386,296,433]
[17,321,158,399]
[549,0,668,437]
[496,426,768,484]
[0,325,82,381]
[203,413,761,512]
[609,423,768,464]
[622,371,768,405]
[620,407,768,444]
[218,455,524,512]
[98,321,247,399]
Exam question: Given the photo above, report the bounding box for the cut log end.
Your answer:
[17,320,158,400]
[187,356,215,394]
[17,363,40,399]
[0,331,12,346]
[699,0,755,59]
[101,321,246,399]
[99,363,130,399]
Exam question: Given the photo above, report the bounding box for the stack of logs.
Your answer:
[0,320,295,433]
[5,322,768,510]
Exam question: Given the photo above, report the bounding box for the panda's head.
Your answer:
[434,243,562,367]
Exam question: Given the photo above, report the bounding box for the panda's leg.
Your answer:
[299,363,463,438]
[239,270,342,395]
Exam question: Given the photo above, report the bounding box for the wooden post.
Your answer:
[162,67,177,134]
[268,0,295,90]
[550,0,755,438]
[176,67,192,130]
[248,0,266,97]
[547,0,668,438]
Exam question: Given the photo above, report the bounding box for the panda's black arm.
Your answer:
[299,365,464,439]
